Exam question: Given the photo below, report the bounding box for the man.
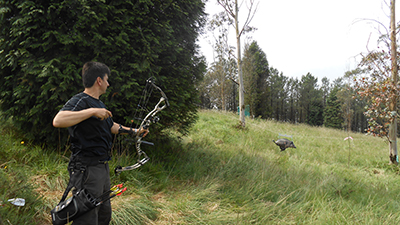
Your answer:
[53,61,147,224]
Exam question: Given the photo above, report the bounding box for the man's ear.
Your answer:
[96,76,102,86]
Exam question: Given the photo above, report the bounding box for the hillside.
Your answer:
[1,110,400,224]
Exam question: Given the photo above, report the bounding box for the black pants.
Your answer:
[72,163,111,225]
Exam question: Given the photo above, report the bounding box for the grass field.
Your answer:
[1,110,400,224]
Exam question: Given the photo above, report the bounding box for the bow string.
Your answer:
[114,77,169,175]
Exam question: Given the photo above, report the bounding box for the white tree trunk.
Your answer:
[235,0,245,127]
[389,0,398,164]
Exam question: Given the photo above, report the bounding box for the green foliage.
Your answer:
[307,100,324,126]
[354,52,398,138]
[299,73,324,125]
[269,67,288,121]
[324,87,342,129]
[0,0,206,147]
[199,57,238,111]
[242,41,270,118]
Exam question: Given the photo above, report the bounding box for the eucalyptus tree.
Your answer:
[388,0,398,164]
[199,56,237,110]
[214,0,259,128]
[354,0,398,164]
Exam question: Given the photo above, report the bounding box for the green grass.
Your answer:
[1,110,400,224]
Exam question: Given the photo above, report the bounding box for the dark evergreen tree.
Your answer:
[323,87,342,129]
[299,73,323,125]
[242,41,270,118]
[287,77,300,123]
[269,68,288,121]
[0,0,206,146]
[308,101,324,126]
[321,77,331,108]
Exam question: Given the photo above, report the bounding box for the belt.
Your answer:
[71,155,111,166]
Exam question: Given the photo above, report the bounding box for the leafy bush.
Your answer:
[0,0,206,147]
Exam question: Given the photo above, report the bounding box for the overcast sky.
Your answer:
[198,0,397,82]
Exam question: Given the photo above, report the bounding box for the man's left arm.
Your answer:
[111,122,149,137]
[111,123,134,134]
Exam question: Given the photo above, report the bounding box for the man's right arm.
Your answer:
[53,108,113,128]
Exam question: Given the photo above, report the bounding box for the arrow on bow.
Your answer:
[114,77,169,175]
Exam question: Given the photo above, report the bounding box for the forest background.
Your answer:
[0,0,396,146]
[198,0,399,137]
[2,0,400,224]
[198,40,367,132]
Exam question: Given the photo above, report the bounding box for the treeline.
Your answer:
[198,41,369,133]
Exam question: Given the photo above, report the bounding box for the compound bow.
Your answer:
[114,77,169,175]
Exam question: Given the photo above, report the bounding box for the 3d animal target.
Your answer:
[273,138,296,151]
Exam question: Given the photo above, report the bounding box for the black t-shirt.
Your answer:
[60,92,113,158]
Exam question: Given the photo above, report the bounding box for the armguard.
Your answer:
[118,124,136,135]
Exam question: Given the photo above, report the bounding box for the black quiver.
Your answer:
[50,159,98,225]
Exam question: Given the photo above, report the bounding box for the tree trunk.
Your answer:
[389,0,398,165]
[235,0,245,127]
[222,80,226,111]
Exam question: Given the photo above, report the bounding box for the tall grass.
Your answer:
[1,110,400,224]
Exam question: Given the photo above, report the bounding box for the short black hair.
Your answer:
[82,61,110,88]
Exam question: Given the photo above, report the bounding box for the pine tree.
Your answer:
[242,41,270,118]
[323,87,342,129]
[299,73,323,125]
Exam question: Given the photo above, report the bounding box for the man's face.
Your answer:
[100,74,110,95]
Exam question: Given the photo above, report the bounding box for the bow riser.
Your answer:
[115,77,169,175]
[140,97,167,129]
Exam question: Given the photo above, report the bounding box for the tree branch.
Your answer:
[239,0,259,37]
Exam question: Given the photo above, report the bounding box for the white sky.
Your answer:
[198,0,397,82]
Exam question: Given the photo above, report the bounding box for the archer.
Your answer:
[52,61,148,225]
